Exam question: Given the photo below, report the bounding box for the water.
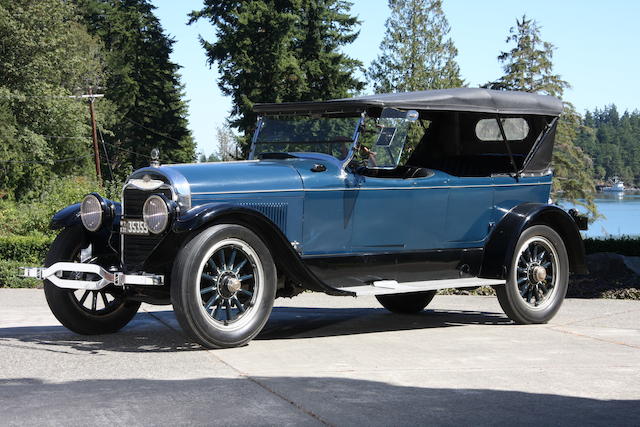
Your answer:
[561,191,640,238]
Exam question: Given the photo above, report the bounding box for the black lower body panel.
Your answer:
[302,248,484,288]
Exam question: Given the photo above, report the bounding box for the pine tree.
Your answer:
[78,0,196,175]
[487,15,598,217]
[189,0,364,153]
[367,0,464,93]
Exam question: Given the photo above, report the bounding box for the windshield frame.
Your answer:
[248,113,365,167]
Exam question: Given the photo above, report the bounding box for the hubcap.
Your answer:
[197,239,261,328]
[515,236,558,309]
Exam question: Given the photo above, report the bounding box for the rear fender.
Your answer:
[172,203,350,296]
[481,203,587,278]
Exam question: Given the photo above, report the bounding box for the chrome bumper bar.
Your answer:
[20,262,164,291]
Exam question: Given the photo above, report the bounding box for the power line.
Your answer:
[0,94,105,100]
[122,116,183,143]
[102,141,152,159]
[0,153,94,164]
[42,135,91,140]
[98,127,115,181]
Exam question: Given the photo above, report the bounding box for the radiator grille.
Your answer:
[123,188,173,217]
[121,187,173,272]
[240,202,288,233]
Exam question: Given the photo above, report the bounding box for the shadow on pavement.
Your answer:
[0,376,637,426]
[258,306,511,340]
[0,306,510,353]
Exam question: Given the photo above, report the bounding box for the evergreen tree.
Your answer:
[78,0,196,175]
[189,0,364,153]
[0,0,104,199]
[367,0,464,93]
[486,15,598,217]
[575,105,640,187]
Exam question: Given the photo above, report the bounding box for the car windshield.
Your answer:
[252,116,361,160]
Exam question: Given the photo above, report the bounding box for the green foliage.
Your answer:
[0,0,104,200]
[575,106,640,187]
[485,15,597,218]
[0,260,41,288]
[78,0,196,175]
[189,0,365,153]
[584,236,640,257]
[367,0,464,93]
[0,176,118,237]
[0,235,53,264]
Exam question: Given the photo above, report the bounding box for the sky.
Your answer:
[152,0,640,157]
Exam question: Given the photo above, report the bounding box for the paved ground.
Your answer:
[1,289,639,426]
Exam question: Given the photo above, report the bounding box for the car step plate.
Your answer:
[337,277,505,296]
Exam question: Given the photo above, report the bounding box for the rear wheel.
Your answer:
[376,290,437,314]
[496,225,569,324]
[43,226,141,335]
[171,224,277,349]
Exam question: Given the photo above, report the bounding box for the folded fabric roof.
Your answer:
[253,88,563,117]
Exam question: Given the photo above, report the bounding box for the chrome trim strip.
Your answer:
[190,181,551,196]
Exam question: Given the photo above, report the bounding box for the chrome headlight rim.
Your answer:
[80,193,107,232]
[142,194,172,234]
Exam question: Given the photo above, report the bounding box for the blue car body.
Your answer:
[51,88,587,300]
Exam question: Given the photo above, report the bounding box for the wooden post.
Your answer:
[88,89,102,183]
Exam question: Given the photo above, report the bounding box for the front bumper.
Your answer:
[20,263,164,291]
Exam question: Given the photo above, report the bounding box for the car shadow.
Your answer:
[1,376,637,425]
[257,306,511,340]
[0,306,511,353]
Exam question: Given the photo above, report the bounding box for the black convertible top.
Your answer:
[254,88,563,117]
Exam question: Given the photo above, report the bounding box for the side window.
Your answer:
[475,118,529,141]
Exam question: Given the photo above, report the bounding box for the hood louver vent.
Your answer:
[240,202,288,233]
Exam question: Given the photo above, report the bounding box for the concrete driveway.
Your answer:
[1,288,639,426]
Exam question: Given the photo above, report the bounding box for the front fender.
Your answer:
[172,203,350,296]
[481,203,587,278]
[50,200,121,230]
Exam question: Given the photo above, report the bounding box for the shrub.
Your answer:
[0,175,122,238]
[0,234,53,263]
[584,236,640,257]
[0,260,41,288]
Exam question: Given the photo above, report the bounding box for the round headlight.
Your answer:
[80,194,103,232]
[143,195,169,234]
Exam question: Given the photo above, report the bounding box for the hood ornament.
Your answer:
[150,148,160,167]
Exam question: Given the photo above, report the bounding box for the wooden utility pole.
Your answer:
[87,89,102,183]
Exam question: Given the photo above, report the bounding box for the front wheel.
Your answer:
[495,225,569,324]
[43,226,141,335]
[171,224,277,349]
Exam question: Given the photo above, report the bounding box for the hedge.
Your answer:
[0,260,41,288]
[584,236,640,257]
[0,234,54,264]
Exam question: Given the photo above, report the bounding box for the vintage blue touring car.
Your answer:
[23,88,588,348]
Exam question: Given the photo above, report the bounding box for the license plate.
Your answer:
[120,219,149,235]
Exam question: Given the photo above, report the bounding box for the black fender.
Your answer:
[50,199,121,258]
[50,203,82,229]
[50,199,121,230]
[480,203,588,279]
[172,203,350,296]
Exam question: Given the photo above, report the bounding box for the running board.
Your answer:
[336,277,505,296]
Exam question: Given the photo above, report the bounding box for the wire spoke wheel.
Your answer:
[59,246,124,315]
[197,239,261,329]
[514,236,559,310]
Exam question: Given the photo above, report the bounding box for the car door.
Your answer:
[350,170,449,252]
[445,174,494,247]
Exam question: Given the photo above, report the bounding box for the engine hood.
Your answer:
[129,160,305,207]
